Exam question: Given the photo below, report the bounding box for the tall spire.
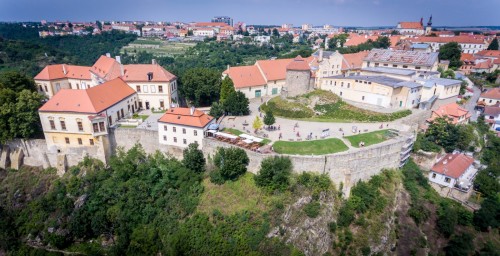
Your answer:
[427,15,433,26]
[420,17,423,26]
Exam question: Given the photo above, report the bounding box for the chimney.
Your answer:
[115,56,121,64]
[120,64,124,76]
[190,106,195,116]
[62,64,67,75]
[319,48,323,62]
[152,59,157,65]
[105,53,111,58]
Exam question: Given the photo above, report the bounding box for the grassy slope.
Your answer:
[273,138,349,155]
[197,173,282,216]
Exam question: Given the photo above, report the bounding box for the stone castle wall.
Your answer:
[2,128,411,195]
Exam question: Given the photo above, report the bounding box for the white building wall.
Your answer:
[127,81,173,110]
[158,120,215,149]
[429,172,456,188]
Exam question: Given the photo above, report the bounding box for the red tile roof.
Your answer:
[34,64,91,80]
[223,66,267,88]
[428,103,471,124]
[481,88,500,100]
[255,58,294,81]
[122,64,176,82]
[90,55,122,80]
[39,78,136,114]
[412,36,484,44]
[431,153,474,179]
[286,56,310,71]
[475,50,500,58]
[158,107,213,128]
[342,51,369,70]
[344,34,379,47]
[398,22,423,30]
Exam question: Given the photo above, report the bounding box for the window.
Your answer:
[347,83,350,88]
[60,120,66,130]
[89,139,94,145]
[143,85,148,93]
[341,82,344,87]
[383,64,388,67]
[183,139,187,144]
[158,85,163,93]
[77,121,83,131]
[432,173,436,178]
[174,137,177,143]
[362,96,365,100]
[151,85,156,93]
[120,109,124,118]
[392,64,397,68]
[163,135,167,141]
[78,138,82,145]
[173,127,177,132]
[136,85,141,92]
[402,65,408,68]
[44,85,48,92]
[272,88,278,95]
[108,116,113,126]
[160,100,164,108]
[182,128,186,134]
[93,123,99,132]
[65,137,70,144]
[164,125,167,131]
[444,177,450,183]
[340,91,343,96]
[415,66,421,70]
[99,122,105,132]
[194,130,198,136]
[50,120,56,130]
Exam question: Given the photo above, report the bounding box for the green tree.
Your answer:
[441,69,456,79]
[209,102,224,119]
[439,42,463,69]
[252,116,263,132]
[12,90,44,139]
[263,110,275,127]
[0,70,37,92]
[182,142,206,173]
[220,76,235,103]
[328,33,348,49]
[487,38,499,50]
[473,196,500,231]
[211,147,249,184]
[375,36,391,48]
[272,28,280,37]
[223,91,250,116]
[180,68,222,107]
[254,156,292,192]
[444,233,474,256]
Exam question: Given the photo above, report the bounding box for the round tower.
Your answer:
[283,56,312,98]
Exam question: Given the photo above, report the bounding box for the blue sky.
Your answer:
[0,0,498,26]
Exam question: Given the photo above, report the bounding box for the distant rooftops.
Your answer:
[364,49,439,67]
[416,77,462,88]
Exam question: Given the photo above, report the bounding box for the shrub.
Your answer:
[303,201,321,218]
[211,147,249,184]
[254,156,292,192]
[182,142,206,173]
[328,222,337,233]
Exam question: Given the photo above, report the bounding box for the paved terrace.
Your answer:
[220,96,422,150]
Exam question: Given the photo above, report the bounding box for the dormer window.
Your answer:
[147,72,153,81]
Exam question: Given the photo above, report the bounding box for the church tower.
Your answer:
[426,15,433,35]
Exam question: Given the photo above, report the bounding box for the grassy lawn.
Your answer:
[273,138,349,155]
[139,115,149,121]
[223,128,244,135]
[345,129,394,148]
[261,90,412,123]
[197,173,279,215]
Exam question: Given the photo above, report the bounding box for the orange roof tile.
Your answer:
[481,88,500,100]
[431,153,474,179]
[344,34,378,47]
[476,50,500,58]
[412,36,484,44]
[39,78,136,114]
[399,22,424,30]
[460,53,475,62]
[158,107,213,128]
[223,66,267,88]
[286,56,310,71]
[90,55,122,80]
[34,64,91,80]
[389,35,402,48]
[474,60,493,69]
[428,103,470,124]
[255,58,294,81]
[342,51,369,70]
[122,64,176,82]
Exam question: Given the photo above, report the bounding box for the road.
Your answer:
[460,75,481,122]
